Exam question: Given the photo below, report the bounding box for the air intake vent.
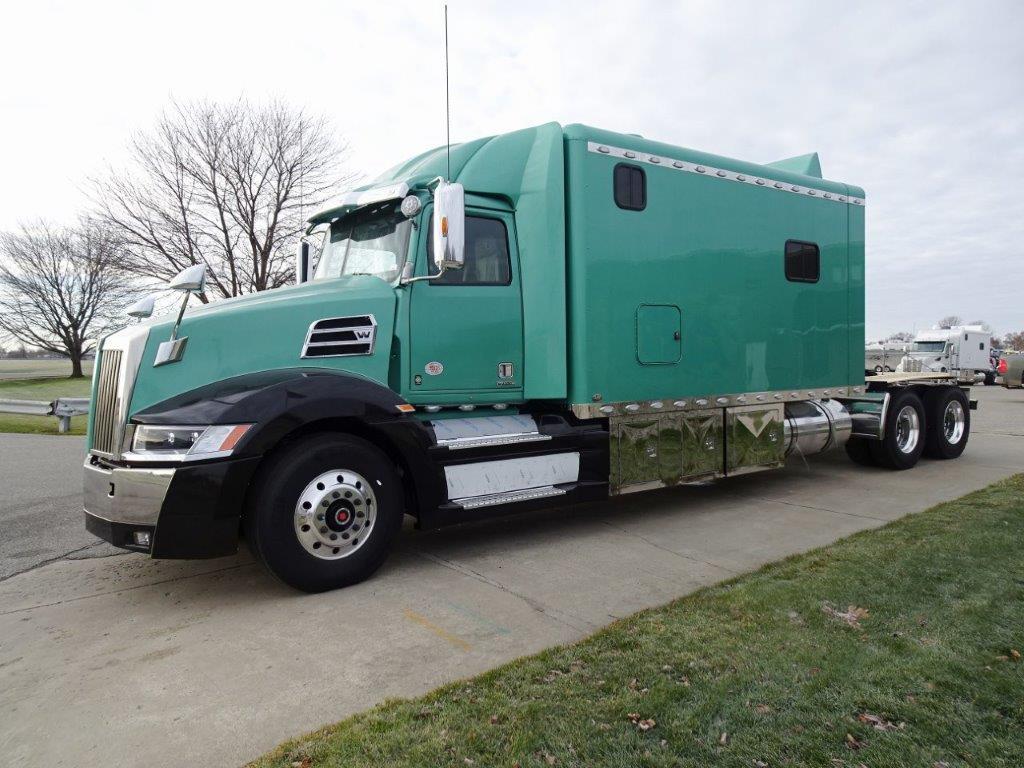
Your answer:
[302,315,377,358]
[92,349,123,455]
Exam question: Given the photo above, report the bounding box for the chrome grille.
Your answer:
[92,349,123,455]
[301,315,377,358]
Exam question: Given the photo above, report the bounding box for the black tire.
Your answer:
[983,371,996,386]
[923,387,970,460]
[869,390,926,470]
[844,437,877,467]
[244,433,405,592]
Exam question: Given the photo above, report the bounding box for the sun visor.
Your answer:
[307,182,411,225]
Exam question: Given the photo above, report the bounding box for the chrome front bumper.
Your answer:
[83,457,175,526]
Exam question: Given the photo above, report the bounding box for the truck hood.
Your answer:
[116,276,398,415]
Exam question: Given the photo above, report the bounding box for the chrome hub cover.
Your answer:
[943,399,965,444]
[294,469,377,560]
[894,405,921,454]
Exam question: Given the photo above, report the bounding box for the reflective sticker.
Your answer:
[425,361,444,376]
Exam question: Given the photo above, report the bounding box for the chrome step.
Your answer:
[433,415,551,450]
[453,485,567,510]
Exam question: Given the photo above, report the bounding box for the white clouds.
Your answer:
[1,0,1021,335]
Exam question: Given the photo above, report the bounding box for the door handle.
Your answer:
[673,331,681,341]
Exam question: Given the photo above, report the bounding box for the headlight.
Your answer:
[128,424,252,461]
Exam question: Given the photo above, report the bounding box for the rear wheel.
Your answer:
[923,387,970,459]
[984,371,996,386]
[869,390,926,470]
[245,433,405,592]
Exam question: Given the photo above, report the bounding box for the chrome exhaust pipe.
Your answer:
[784,399,852,457]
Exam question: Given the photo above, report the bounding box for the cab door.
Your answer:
[409,209,523,399]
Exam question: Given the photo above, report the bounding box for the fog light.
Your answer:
[133,531,151,547]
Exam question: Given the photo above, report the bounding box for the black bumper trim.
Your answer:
[84,511,154,553]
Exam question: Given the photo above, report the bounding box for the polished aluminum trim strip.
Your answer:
[455,485,567,509]
[588,142,864,206]
[300,315,377,358]
[444,453,580,500]
[442,433,552,451]
[573,384,860,420]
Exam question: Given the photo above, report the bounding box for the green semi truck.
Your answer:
[83,123,974,592]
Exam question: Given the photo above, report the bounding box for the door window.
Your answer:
[427,216,511,285]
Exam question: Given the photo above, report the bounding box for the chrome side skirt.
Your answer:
[572,383,861,420]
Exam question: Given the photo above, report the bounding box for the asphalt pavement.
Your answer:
[0,386,1021,768]
[0,434,119,581]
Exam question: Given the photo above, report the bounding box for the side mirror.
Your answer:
[431,181,465,271]
[125,294,157,319]
[168,264,207,293]
[295,240,311,285]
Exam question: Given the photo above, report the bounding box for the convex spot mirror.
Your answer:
[168,264,208,293]
[431,181,465,271]
[125,294,157,319]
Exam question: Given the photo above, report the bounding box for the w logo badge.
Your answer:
[302,315,378,358]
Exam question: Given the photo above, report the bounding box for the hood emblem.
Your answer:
[301,315,377,358]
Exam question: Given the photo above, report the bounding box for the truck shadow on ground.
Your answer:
[86,450,875,605]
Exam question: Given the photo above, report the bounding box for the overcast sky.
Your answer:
[1,0,1021,339]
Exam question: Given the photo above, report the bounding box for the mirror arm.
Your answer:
[400,265,449,286]
[169,292,191,341]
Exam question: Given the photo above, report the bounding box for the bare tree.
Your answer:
[937,315,963,329]
[91,99,356,299]
[886,331,914,343]
[0,221,133,378]
[1004,331,1024,351]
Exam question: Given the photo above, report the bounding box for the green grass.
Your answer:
[0,413,87,435]
[0,375,92,435]
[252,476,1024,768]
[0,358,92,380]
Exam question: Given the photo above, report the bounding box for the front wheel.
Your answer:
[869,390,926,470]
[245,433,405,592]
[923,387,970,459]
[983,371,996,386]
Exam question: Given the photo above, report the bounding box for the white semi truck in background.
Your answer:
[897,327,994,385]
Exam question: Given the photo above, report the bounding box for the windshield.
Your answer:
[912,341,947,353]
[314,201,412,283]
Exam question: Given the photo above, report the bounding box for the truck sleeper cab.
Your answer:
[83,123,975,592]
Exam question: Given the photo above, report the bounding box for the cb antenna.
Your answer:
[444,4,450,180]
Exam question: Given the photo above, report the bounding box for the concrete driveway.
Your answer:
[1,386,1021,767]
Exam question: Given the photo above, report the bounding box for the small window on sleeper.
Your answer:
[784,240,820,283]
[613,163,646,211]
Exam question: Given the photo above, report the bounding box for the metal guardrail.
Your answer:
[0,397,90,433]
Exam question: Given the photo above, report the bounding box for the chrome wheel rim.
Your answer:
[943,400,965,444]
[895,405,920,454]
[294,469,377,560]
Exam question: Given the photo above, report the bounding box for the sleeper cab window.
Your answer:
[614,163,646,211]
[784,240,820,283]
[427,215,512,285]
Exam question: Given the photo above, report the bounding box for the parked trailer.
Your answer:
[865,343,905,374]
[82,123,975,592]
